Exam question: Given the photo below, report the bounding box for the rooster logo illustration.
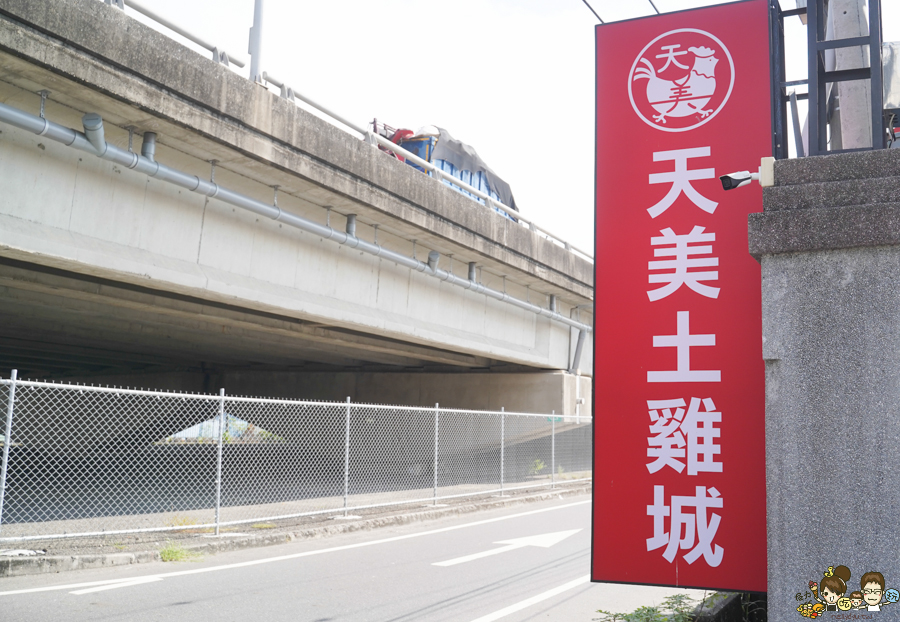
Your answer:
[632,45,719,125]
[628,29,734,133]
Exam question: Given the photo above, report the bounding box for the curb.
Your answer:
[0,485,591,578]
[0,550,162,578]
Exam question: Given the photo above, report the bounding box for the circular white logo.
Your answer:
[628,29,735,132]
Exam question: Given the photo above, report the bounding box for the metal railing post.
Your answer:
[500,408,505,496]
[433,403,439,506]
[343,396,351,516]
[0,370,17,535]
[214,387,225,536]
[551,411,556,490]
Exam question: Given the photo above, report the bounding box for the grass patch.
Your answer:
[159,541,202,563]
[595,593,699,622]
[528,459,547,476]
[167,514,199,528]
[251,523,277,529]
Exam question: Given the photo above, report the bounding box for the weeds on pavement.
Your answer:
[159,541,202,562]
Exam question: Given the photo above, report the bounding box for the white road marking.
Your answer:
[0,499,590,597]
[69,577,162,595]
[469,574,591,622]
[433,529,581,567]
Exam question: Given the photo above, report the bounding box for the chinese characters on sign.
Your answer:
[593,0,770,593]
[646,397,721,476]
[647,484,723,566]
[645,147,723,563]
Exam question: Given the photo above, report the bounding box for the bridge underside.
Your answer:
[0,258,526,379]
[0,258,592,415]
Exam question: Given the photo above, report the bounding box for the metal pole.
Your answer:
[769,0,790,160]
[500,408,505,496]
[790,91,806,156]
[343,396,351,516]
[869,0,885,150]
[214,388,225,536]
[769,0,783,159]
[807,0,822,155]
[0,370,17,534]
[551,411,556,490]
[248,0,264,83]
[433,403,439,506]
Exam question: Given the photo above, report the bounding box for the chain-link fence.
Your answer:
[0,373,592,542]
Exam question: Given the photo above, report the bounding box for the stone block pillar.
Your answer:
[749,149,900,619]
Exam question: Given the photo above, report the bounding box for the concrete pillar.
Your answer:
[829,0,873,150]
[748,149,900,620]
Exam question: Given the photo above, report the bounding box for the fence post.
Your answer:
[500,407,505,496]
[433,403,439,506]
[0,369,18,535]
[214,388,225,536]
[343,396,351,516]
[551,410,556,490]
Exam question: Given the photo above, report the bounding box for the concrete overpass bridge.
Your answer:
[0,0,593,415]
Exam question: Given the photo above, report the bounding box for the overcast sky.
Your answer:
[125,0,900,256]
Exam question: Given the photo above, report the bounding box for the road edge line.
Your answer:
[469,574,591,622]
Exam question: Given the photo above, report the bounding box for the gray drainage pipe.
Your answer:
[0,102,593,335]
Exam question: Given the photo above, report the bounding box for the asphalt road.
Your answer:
[0,495,704,621]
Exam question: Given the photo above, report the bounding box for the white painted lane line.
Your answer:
[0,499,590,597]
[69,577,162,595]
[433,529,581,567]
[0,576,159,594]
[469,574,591,622]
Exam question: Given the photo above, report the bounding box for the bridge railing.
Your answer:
[261,71,595,264]
[0,372,592,542]
[104,0,247,68]
[99,0,593,264]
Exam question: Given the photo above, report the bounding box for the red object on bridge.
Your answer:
[592,0,771,592]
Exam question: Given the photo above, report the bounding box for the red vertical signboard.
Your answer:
[592,0,770,592]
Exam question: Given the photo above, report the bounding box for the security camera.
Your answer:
[719,171,758,191]
[719,157,776,191]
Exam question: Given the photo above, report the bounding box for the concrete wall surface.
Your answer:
[749,149,900,619]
